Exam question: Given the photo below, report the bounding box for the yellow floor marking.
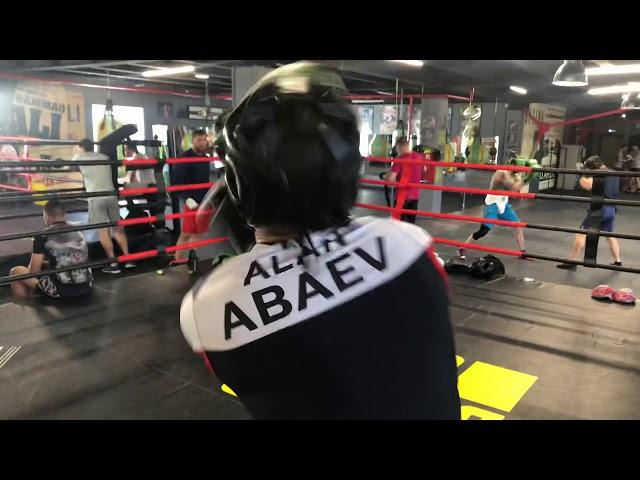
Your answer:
[458,361,537,413]
[456,355,464,367]
[221,384,238,397]
[461,405,505,420]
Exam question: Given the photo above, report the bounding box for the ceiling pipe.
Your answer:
[0,71,232,101]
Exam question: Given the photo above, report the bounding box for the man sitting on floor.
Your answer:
[10,200,93,300]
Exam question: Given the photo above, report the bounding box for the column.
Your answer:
[418,97,449,213]
[232,66,273,106]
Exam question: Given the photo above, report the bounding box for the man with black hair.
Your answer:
[557,156,622,269]
[172,129,214,264]
[10,200,93,299]
[180,63,460,420]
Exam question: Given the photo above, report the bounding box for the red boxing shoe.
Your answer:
[591,285,615,301]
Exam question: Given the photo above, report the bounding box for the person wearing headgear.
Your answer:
[457,158,534,260]
[557,155,622,270]
[180,62,460,420]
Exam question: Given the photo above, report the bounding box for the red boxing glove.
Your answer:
[613,288,636,305]
[591,284,615,301]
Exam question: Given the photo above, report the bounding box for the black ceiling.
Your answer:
[0,60,637,115]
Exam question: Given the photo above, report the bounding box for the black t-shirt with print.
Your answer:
[33,222,93,297]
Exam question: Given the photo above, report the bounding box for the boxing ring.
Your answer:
[1,136,640,420]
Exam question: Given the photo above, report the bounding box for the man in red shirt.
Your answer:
[384,137,424,224]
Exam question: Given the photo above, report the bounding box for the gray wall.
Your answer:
[505,109,524,160]
[479,101,508,162]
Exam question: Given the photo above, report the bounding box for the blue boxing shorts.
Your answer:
[580,206,616,232]
[482,202,520,230]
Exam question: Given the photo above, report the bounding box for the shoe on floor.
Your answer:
[556,263,577,270]
[102,263,121,274]
[124,261,137,269]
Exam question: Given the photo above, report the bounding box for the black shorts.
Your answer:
[37,276,91,299]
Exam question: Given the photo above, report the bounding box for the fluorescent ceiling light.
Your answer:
[552,61,588,87]
[509,85,527,95]
[586,64,640,76]
[142,65,195,78]
[389,60,424,67]
[588,84,640,95]
[195,73,210,80]
[608,129,616,133]
[351,99,384,104]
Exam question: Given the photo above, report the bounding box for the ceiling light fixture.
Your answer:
[141,65,195,78]
[351,99,384,104]
[552,60,588,87]
[389,60,424,67]
[622,113,627,118]
[588,84,640,95]
[509,85,527,95]
[586,64,640,76]
[195,73,210,80]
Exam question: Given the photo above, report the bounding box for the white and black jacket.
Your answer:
[181,217,460,419]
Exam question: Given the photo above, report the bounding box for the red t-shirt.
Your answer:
[391,152,424,200]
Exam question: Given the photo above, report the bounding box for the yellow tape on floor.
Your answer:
[458,361,537,413]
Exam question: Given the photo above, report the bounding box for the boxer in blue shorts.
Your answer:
[557,156,622,270]
[458,169,526,259]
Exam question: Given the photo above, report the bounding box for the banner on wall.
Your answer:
[379,106,397,134]
[520,103,566,159]
[9,80,86,158]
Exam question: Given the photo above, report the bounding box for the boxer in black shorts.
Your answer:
[557,156,622,270]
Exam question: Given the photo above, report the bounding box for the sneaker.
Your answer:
[102,263,121,274]
[519,250,534,261]
[124,261,137,269]
[556,263,577,270]
[457,248,466,260]
[169,258,188,267]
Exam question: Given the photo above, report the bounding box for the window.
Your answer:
[91,104,146,153]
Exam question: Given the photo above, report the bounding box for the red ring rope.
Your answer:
[360,177,536,199]
[431,238,522,257]
[118,236,229,263]
[356,202,527,228]
[367,156,533,172]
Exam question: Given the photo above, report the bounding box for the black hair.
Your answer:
[193,129,207,138]
[124,141,138,152]
[44,199,65,218]
[78,138,94,152]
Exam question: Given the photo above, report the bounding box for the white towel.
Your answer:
[485,195,509,214]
